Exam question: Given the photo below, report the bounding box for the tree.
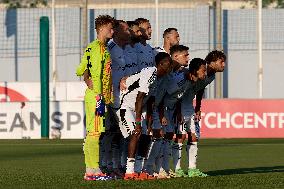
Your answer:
[246,0,284,8]
[1,0,48,8]
[276,0,284,8]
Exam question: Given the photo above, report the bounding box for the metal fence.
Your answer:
[1,1,284,98]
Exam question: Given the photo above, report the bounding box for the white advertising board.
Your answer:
[0,101,85,139]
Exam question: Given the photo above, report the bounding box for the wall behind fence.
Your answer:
[0,8,82,82]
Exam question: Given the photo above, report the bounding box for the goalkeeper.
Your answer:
[76,15,114,181]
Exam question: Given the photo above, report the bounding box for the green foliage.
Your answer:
[276,0,284,7]
[246,0,284,8]
[1,0,48,8]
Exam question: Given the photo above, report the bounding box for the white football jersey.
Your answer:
[120,67,157,110]
[135,43,155,71]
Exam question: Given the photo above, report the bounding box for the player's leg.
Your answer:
[84,101,112,180]
[152,110,172,179]
[102,108,115,175]
[172,120,187,177]
[161,108,175,175]
[135,111,151,173]
[84,101,100,175]
[111,132,124,178]
[143,109,163,175]
[108,107,124,178]
[117,107,129,172]
[99,132,107,173]
[103,132,114,174]
[120,136,129,172]
[135,133,151,173]
[119,108,140,179]
[154,135,171,179]
[186,119,207,177]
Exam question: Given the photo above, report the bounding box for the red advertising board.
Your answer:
[200,99,284,138]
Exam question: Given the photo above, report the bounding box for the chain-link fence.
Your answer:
[1,0,284,98]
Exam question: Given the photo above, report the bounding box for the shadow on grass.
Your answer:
[206,166,284,176]
[0,147,81,161]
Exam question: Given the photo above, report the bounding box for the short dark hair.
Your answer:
[126,21,139,29]
[113,19,126,29]
[163,28,177,38]
[188,58,206,76]
[155,52,171,66]
[135,18,150,25]
[95,15,114,31]
[170,45,189,56]
[205,50,226,64]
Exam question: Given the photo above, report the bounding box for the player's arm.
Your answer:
[135,92,146,133]
[158,97,167,126]
[195,88,205,121]
[146,96,155,134]
[135,91,146,121]
[83,70,93,90]
[76,47,91,76]
[119,76,128,92]
[175,100,182,124]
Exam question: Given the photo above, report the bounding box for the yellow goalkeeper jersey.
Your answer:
[76,39,113,105]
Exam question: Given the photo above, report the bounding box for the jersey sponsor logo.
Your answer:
[148,70,157,84]
[125,63,138,69]
[113,63,138,72]
[142,61,154,67]
[177,92,184,99]
[111,64,125,71]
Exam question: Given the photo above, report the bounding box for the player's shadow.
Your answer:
[206,166,284,176]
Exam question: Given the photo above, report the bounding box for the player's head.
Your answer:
[163,28,180,46]
[95,15,114,39]
[170,45,190,67]
[113,20,130,43]
[187,58,207,81]
[205,50,226,72]
[127,21,142,43]
[155,52,172,77]
[135,18,152,40]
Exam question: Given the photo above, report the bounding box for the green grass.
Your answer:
[0,139,284,189]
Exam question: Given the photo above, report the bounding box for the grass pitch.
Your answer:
[0,139,283,189]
